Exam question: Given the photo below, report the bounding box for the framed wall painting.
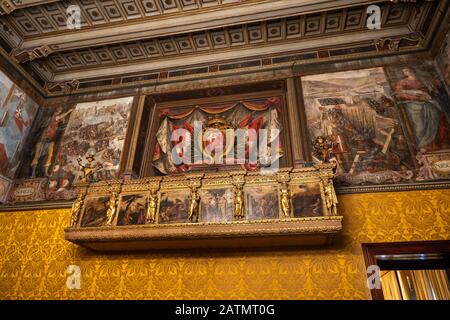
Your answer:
[80,196,110,228]
[117,193,147,226]
[199,187,233,223]
[244,184,280,221]
[158,190,190,224]
[290,182,324,218]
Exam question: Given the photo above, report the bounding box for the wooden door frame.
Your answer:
[361,240,450,300]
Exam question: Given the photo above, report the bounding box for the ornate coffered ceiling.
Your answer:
[0,0,447,96]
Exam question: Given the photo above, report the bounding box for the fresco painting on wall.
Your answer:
[117,194,147,226]
[245,185,279,220]
[18,106,73,179]
[302,68,417,187]
[199,188,233,222]
[386,63,450,151]
[437,31,450,87]
[158,190,190,224]
[0,71,39,178]
[47,97,133,200]
[386,63,450,181]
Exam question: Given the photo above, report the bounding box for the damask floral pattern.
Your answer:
[0,189,449,299]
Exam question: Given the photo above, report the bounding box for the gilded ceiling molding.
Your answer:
[10,45,52,63]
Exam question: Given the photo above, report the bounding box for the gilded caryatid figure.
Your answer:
[233,186,245,219]
[188,187,200,223]
[323,179,338,216]
[146,190,158,224]
[280,183,291,218]
[70,192,85,227]
[105,191,119,226]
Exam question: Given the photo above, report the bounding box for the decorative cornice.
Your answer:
[10,45,52,63]
[44,79,79,94]
[375,32,424,51]
[0,0,14,15]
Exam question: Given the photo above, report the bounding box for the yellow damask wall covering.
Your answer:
[1,189,449,299]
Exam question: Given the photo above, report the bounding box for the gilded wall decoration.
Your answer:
[0,70,39,178]
[0,189,449,299]
[46,97,134,200]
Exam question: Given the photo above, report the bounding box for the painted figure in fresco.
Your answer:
[31,107,73,177]
[146,191,158,224]
[77,154,97,182]
[394,68,450,152]
[0,80,38,177]
[70,192,85,227]
[188,187,200,223]
[280,183,291,218]
[105,192,119,226]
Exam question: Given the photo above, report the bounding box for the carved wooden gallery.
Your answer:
[0,0,449,300]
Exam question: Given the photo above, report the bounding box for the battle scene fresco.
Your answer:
[46,97,133,200]
[0,71,39,178]
[302,67,417,187]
